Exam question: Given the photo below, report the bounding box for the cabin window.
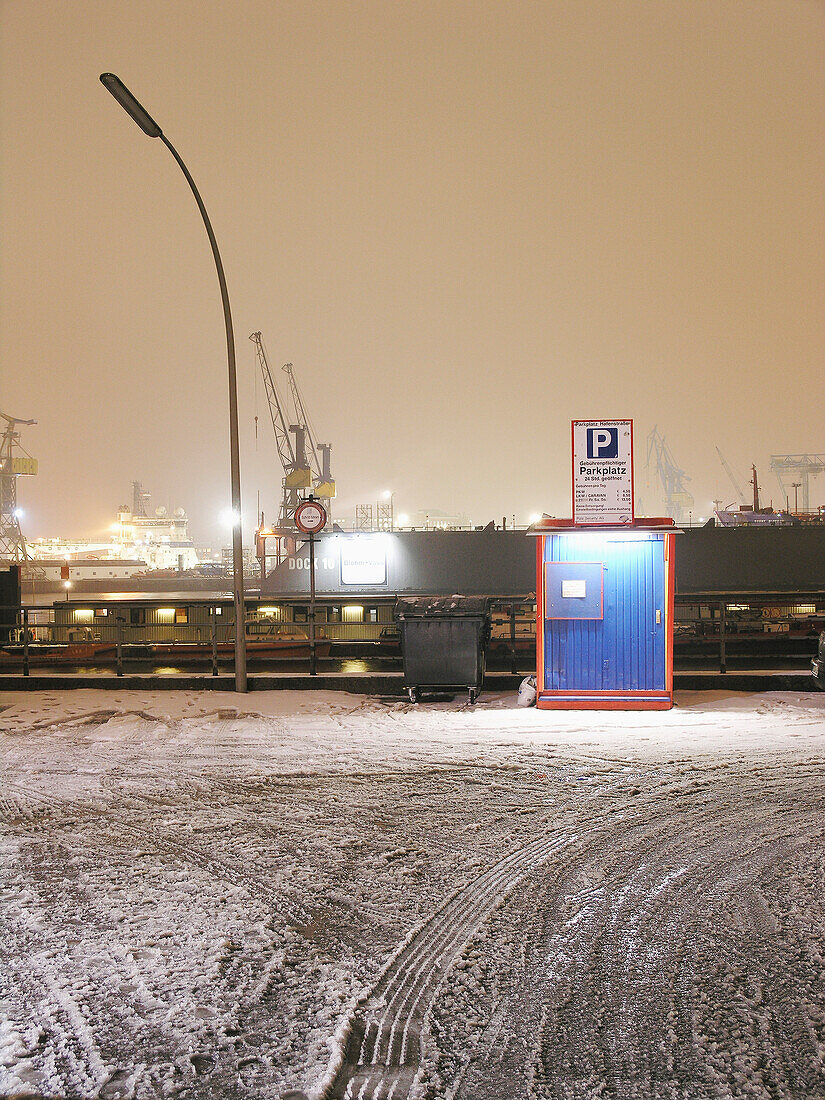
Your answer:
[175,607,189,624]
[130,608,146,626]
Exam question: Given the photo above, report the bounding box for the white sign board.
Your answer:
[562,579,587,598]
[340,537,388,586]
[572,419,634,525]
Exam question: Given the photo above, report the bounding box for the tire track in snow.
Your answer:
[321,768,705,1100]
[323,819,605,1099]
[0,920,111,1098]
[456,769,825,1100]
[2,776,318,933]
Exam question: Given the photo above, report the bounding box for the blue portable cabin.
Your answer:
[532,518,677,711]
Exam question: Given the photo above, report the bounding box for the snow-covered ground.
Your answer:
[1,688,824,1100]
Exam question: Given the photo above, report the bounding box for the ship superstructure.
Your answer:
[27,482,200,573]
[111,482,200,571]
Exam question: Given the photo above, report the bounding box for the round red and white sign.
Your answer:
[294,499,327,535]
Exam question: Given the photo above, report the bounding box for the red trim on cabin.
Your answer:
[529,516,676,532]
[539,688,669,697]
[536,534,544,692]
[537,697,673,711]
[533,522,676,712]
[665,531,675,696]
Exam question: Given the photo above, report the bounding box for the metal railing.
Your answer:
[1,595,821,678]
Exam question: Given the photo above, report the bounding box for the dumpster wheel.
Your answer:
[468,688,478,705]
[408,687,419,704]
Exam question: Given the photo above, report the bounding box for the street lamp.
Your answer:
[100,73,247,691]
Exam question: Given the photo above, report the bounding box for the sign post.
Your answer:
[294,498,328,676]
[572,420,634,525]
[309,533,316,675]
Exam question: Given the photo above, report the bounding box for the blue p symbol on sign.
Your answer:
[586,427,619,458]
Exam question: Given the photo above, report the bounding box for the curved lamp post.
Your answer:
[100,73,247,691]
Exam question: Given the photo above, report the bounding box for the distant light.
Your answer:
[529,513,542,524]
[383,490,392,498]
[63,580,72,589]
[13,508,24,519]
[220,508,241,528]
[397,513,409,526]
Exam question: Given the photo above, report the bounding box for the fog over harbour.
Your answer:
[2,1,823,546]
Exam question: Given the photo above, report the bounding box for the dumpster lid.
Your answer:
[396,595,489,618]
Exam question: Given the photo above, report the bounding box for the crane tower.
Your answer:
[770,454,825,514]
[249,332,312,529]
[250,333,336,578]
[0,412,37,562]
[715,446,747,507]
[645,428,693,525]
[281,362,336,516]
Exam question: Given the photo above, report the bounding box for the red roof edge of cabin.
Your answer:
[526,516,677,534]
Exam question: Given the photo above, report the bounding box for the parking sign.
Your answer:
[572,420,634,525]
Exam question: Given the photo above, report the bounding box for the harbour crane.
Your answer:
[0,411,37,562]
[645,428,693,524]
[281,362,336,515]
[715,446,747,507]
[770,454,825,514]
[249,332,311,529]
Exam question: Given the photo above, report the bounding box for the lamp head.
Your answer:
[100,73,163,138]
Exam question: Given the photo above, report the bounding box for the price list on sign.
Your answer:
[572,420,634,525]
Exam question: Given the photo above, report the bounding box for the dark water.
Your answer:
[1,650,813,678]
[0,653,538,676]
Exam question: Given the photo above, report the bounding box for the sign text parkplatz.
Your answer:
[572,419,634,525]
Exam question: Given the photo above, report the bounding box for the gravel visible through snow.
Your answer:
[0,689,824,1099]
